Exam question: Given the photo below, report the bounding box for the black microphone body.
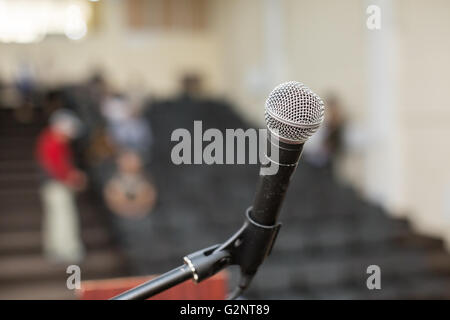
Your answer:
[251,134,304,226]
[229,134,304,280]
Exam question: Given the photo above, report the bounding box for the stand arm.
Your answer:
[111,245,231,300]
[112,265,192,300]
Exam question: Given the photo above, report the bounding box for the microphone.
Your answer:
[251,81,325,226]
[186,81,325,299]
[111,81,325,301]
[225,82,325,298]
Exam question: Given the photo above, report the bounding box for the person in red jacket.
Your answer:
[35,109,86,263]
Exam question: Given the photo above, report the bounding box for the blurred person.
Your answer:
[77,73,108,132]
[15,62,35,98]
[100,94,130,124]
[13,62,37,123]
[103,150,157,219]
[178,73,203,101]
[42,89,65,118]
[303,93,345,171]
[70,74,109,149]
[0,78,4,108]
[86,127,117,167]
[35,109,87,263]
[88,73,108,105]
[101,94,153,162]
[84,126,118,192]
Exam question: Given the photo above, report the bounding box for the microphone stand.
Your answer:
[111,81,321,300]
[111,207,281,300]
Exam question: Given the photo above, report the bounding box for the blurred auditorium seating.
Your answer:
[138,97,450,299]
[2,95,450,300]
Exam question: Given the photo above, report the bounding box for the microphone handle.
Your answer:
[250,135,304,226]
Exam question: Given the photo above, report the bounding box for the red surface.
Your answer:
[77,272,227,300]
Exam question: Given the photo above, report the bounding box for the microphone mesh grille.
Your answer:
[265,81,325,144]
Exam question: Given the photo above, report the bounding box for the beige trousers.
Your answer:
[41,181,84,263]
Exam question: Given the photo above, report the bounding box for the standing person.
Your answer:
[35,109,87,263]
[103,150,157,219]
[101,94,153,163]
[303,93,345,172]
[103,150,158,274]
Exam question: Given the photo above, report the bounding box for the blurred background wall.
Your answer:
[0,0,450,248]
[211,0,450,248]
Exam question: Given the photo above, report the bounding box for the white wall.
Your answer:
[395,0,450,243]
[0,0,224,98]
[210,0,450,247]
[209,0,266,123]
[210,0,369,187]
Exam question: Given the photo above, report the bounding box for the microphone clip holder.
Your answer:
[184,207,281,283]
[213,207,281,277]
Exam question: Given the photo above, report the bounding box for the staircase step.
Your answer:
[0,137,36,148]
[0,149,34,160]
[0,188,40,204]
[0,280,77,300]
[0,249,126,285]
[0,207,103,232]
[0,160,37,175]
[0,173,40,188]
[0,226,112,255]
